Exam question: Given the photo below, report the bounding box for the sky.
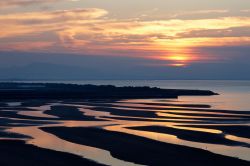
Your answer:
[0,0,250,80]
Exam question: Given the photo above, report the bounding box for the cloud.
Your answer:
[0,8,108,22]
[241,9,250,13]
[0,8,108,38]
[169,10,229,19]
[177,26,250,38]
[0,8,250,66]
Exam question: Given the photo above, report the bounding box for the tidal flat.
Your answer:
[0,83,249,166]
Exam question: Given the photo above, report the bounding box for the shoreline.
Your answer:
[0,83,217,100]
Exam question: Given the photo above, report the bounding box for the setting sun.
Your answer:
[157,54,195,66]
[169,63,186,67]
[168,55,190,61]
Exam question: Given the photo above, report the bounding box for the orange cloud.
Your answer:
[0,8,108,38]
[1,8,250,66]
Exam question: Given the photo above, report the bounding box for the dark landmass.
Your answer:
[0,117,58,127]
[94,106,158,118]
[178,125,250,139]
[134,102,212,108]
[0,107,35,111]
[44,105,104,121]
[102,116,205,123]
[0,103,7,107]
[162,110,250,120]
[0,140,105,166]
[127,126,250,147]
[42,127,250,166]
[0,83,217,99]
[60,100,212,108]
[110,103,250,115]
[0,106,102,122]
[0,110,57,121]
[21,100,50,107]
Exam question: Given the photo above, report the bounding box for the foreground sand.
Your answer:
[0,140,105,166]
[42,126,250,166]
[0,97,250,165]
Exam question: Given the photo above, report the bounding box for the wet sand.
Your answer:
[0,96,250,165]
[133,102,212,108]
[127,125,250,147]
[0,140,105,166]
[42,127,250,166]
[177,125,250,139]
[0,128,31,138]
[44,105,105,121]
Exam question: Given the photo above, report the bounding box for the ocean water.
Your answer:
[10,80,250,111]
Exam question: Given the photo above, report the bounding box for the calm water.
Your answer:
[1,80,250,165]
[10,80,250,111]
